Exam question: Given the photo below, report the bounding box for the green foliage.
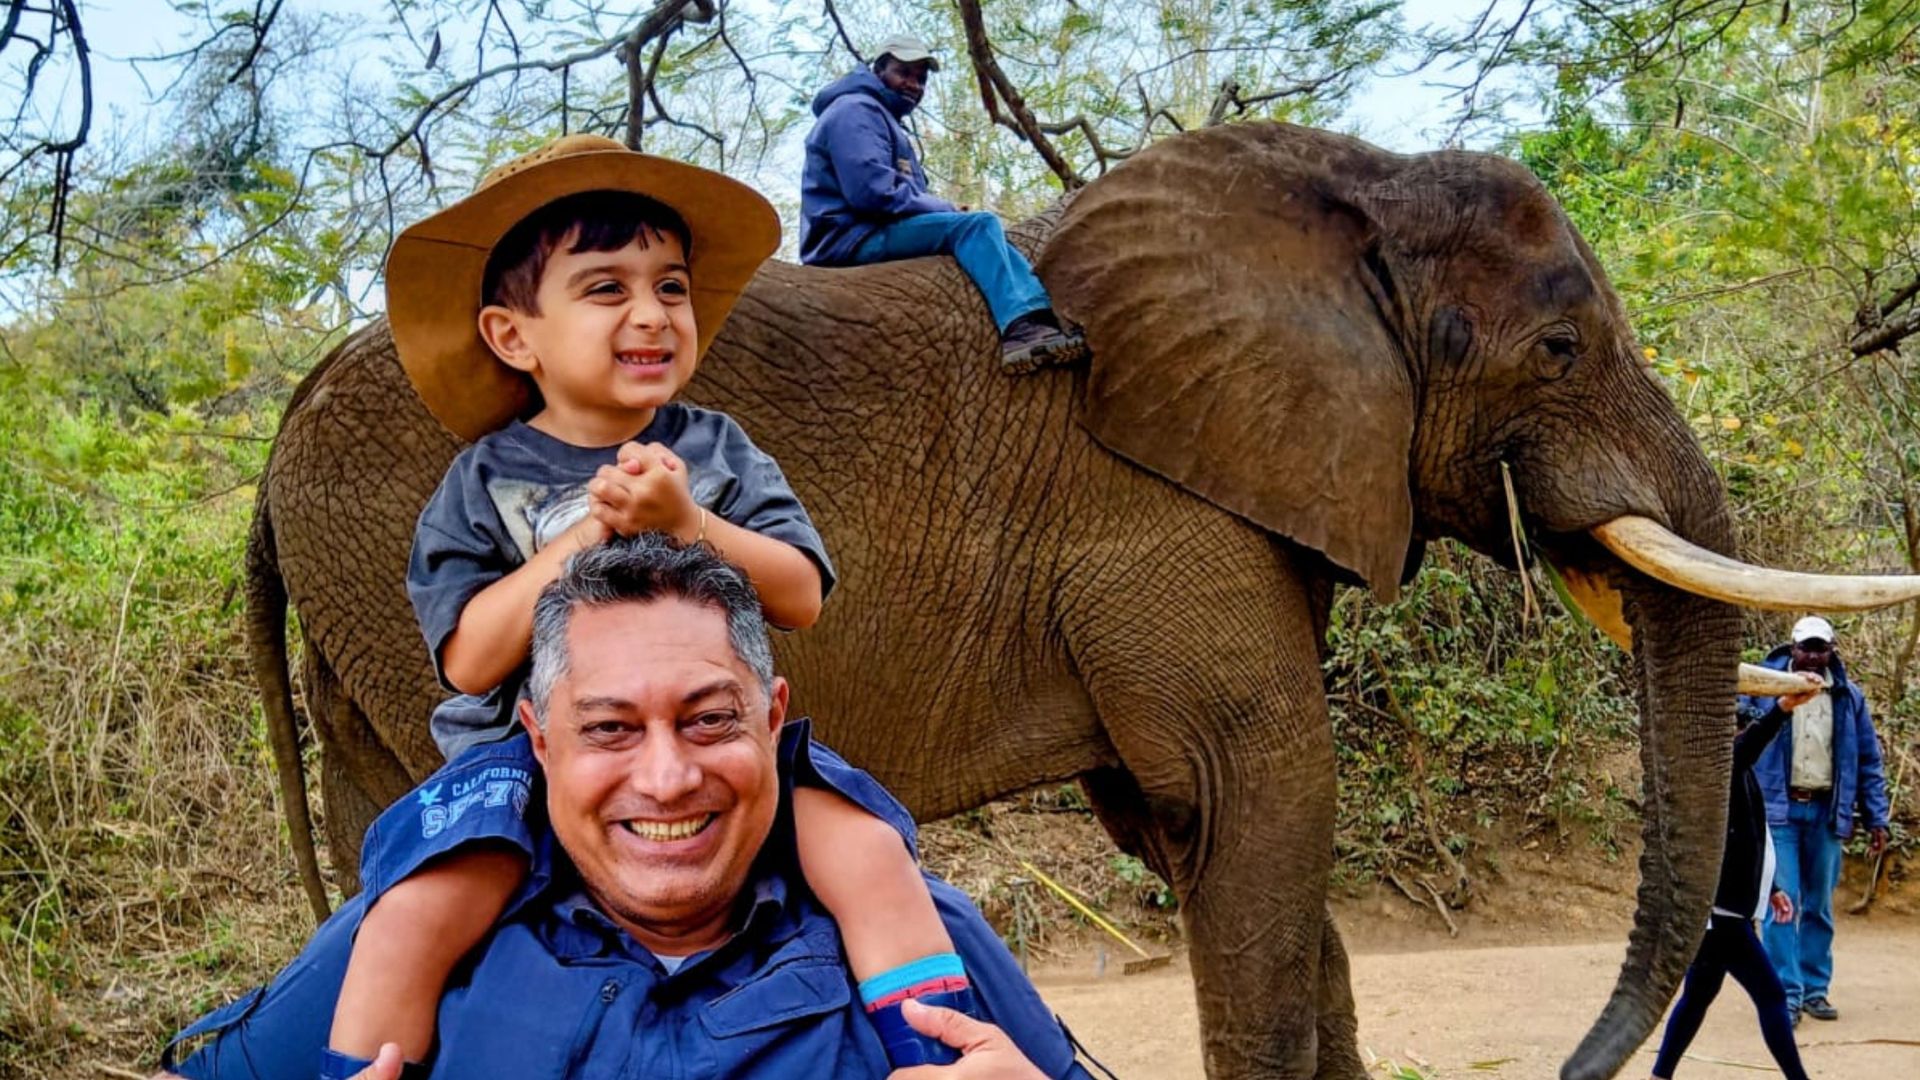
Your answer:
[0,221,336,1070]
[1325,543,1640,881]
[1109,853,1177,910]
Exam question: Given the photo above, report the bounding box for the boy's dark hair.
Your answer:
[481,189,693,314]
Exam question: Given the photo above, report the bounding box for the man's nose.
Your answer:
[628,734,702,805]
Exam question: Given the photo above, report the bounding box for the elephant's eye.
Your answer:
[1534,333,1580,380]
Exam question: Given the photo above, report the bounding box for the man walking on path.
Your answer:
[1739,615,1892,1026]
[799,34,1086,374]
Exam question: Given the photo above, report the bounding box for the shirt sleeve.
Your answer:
[1733,703,1790,772]
[1855,692,1891,828]
[823,99,957,218]
[706,414,838,607]
[930,878,1097,1080]
[407,454,522,691]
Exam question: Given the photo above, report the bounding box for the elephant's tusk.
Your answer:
[1549,557,1841,696]
[1738,663,1823,696]
[1591,515,1920,611]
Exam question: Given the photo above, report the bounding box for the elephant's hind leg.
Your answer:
[303,644,415,897]
[1084,769,1364,1079]
[1069,539,1337,1079]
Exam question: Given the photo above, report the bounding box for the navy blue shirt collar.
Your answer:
[543,853,800,977]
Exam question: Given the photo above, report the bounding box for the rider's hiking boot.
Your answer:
[999,309,1088,375]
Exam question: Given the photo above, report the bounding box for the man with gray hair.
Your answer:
[161,535,1098,1080]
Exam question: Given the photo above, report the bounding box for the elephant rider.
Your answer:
[1738,616,1892,1026]
[158,536,1097,1080]
[800,34,1086,374]
[318,136,978,1076]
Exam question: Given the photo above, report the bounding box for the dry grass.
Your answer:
[0,575,313,1078]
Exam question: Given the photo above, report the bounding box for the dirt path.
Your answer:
[1032,920,1920,1078]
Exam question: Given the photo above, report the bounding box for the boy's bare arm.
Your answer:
[439,517,609,694]
[698,515,825,629]
[595,442,824,629]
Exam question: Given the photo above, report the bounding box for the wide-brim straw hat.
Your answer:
[386,134,781,442]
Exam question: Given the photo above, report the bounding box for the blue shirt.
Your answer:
[164,726,1099,1080]
[799,69,958,266]
[408,406,835,758]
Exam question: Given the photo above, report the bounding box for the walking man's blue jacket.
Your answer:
[800,69,956,266]
[1738,646,1891,838]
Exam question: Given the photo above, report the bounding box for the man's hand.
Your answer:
[1769,889,1794,924]
[1868,826,1890,858]
[887,1000,1047,1079]
[587,442,698,540]
[1777,672,1823,712]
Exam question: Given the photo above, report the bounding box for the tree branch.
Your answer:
[1851,307,1920,357]
[1879,274,1920,319]
[224,0,282,84]
[1204,69,1350,126]
[367,0,709,162]
[821,0,862,64]
[956,0,1083,189]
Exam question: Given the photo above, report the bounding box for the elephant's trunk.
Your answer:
[1559,576,1740,1080]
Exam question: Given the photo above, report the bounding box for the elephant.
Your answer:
[245,121,1919,1080]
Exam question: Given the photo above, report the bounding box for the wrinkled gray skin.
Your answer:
[250,124,1739,1080]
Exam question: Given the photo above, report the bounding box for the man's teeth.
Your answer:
[622,814,714,841]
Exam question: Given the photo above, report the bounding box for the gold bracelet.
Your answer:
[695,506,708,545]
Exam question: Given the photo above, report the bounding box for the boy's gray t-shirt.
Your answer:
[407,404,835,759]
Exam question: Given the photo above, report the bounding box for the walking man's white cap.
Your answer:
[874,34,940,70]
[1791,616,1835,644]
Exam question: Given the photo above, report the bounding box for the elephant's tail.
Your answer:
[246,482,332,923]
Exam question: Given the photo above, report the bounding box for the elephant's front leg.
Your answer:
[1071,545,1338,1078]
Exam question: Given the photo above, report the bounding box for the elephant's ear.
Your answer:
[1040,124,1415,600]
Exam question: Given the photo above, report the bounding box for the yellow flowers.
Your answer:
[1720,416,1743,431]
[1643,346,1658,360]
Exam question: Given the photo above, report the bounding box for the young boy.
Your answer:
[325,135,974,1078]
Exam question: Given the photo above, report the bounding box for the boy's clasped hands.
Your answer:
[580,441,700,543]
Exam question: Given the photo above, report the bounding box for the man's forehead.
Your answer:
[560,598,752,691]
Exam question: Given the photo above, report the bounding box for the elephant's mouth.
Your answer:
[1545,514,1920,693]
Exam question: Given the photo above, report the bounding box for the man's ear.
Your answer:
[764,676,789,741]
[478,304,540,376]
[519,700,549,766]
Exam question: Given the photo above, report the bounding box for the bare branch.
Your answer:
[821,0,862,65]
[956,0,1084,189]
[1204,68,1351,126]
[224,0,283,84]
[1852,300,1920,357]
[1879,275,1920,320]
[367,0,711,163]
[1033,115,1134,173]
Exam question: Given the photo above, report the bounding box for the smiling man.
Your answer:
[159,536,1097,1080]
